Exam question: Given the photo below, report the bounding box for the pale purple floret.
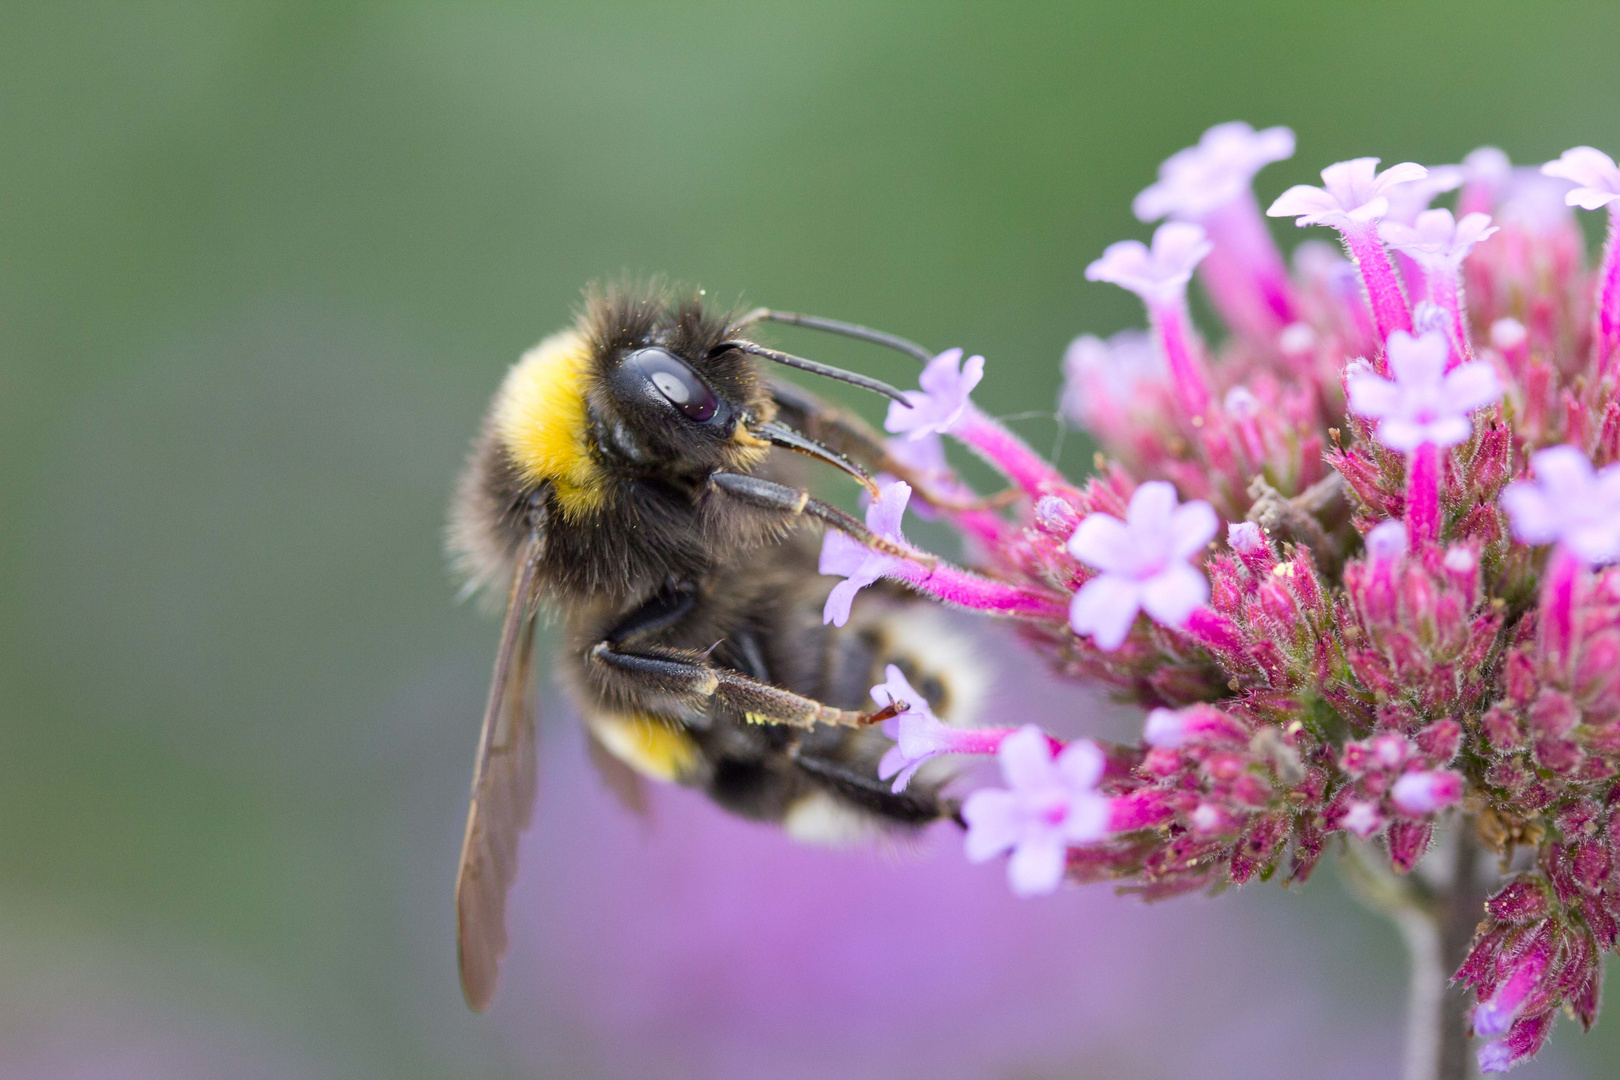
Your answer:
[1382,166,1465,226]
[879,432,957,523]
[1346,329,1501,451]
[883,430,950,476]
[885,347,984,440]
[1267,157,1429,230]
[1476,1040,1514,1074]
[1365,520,1409,562]
[1139,705,1242,750]
[1341,801,1383,839]
[1059,329,1164,429]
[1227,520,1264,554]
[1390,770,1464,814]
[1132,121,1295,222]
[1084,222,1213,307]
[1474,943,1552,1038]
[1142,707,1186,748]
[818,481,913,627]
[961,725,1110,897]
[1541,146,1620,210]
[1500,446,1620,566]
[1379,209,1499,271]
[1066,481,1217,650]
[873,664,954,793]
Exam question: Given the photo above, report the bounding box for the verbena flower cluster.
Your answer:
[819,122,1620,1073]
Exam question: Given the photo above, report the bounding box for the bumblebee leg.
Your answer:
[767,379,1016,511]
[604,585,695,645]
[791,752,945,824]
[587,640,879,729]
[706,471,921,560]
[767,377,894,473]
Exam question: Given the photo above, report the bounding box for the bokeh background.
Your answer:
[4,2,1620,1077]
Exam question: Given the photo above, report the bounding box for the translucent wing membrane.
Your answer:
[456,530,544,1012]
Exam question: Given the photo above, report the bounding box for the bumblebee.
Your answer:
[448,284,985,1010]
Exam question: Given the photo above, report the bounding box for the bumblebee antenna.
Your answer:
[718,341,913,406]
[734,308,935,366]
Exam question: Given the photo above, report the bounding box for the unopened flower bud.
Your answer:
[1231,773,1273,808]
[1528,690,1580,736]
[1571,839,1611,892]
[1386,820,1433,872]
[1033,495,1082,537]
[1485,879,1551,924]
[1414,718,1462,762]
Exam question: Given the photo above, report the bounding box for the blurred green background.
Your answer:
[4,2,1620,1077]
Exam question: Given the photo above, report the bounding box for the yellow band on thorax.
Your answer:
[492,330,605,519]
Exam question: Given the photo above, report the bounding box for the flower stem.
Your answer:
[953,404,1066,499]
[1340,830,1487,1080]
[1341,220,1413,351]
[1198,193,1297,340]
[1540,543,1583,674]
[1148,301,1213,419]
[1597,205,1620,375]
[1406,442,1443,545]
[1428,271,1471,369]
[891,558,1069,622]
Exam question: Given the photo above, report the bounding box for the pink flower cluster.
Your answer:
[818,125,1620,1072]
[816,127,1620,1075]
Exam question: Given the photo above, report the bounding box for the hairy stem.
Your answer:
[1340,830,1486,1080]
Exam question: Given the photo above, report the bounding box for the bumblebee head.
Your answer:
[488,284,917,522]
[582,288,779,478]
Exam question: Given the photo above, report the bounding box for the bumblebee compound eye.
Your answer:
[623,347,718,422]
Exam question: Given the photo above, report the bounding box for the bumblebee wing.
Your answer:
[456,530,543,1012]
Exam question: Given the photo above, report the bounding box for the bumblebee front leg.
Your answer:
[767,378,894,473]
[706,471,923,561]
[587,641,896,729]
[767,379,1016,512]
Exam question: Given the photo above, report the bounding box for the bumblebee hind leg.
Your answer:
[586,640,887,729]
[791,751,950,825]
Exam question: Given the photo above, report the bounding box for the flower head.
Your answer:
[1066,481,1217,649]
[1267,157,1428,229]
[1378,208,1499,271]
[885,348,984,440]
[1541,146,1620,211]
[1059,329,1164,428]
[1500,446,1620,565]
[1085,222,1213,307]
[1346,329,1501,451]
[1133,121,1295,222]
[819,481,912,627]
[961,726,1110,897]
